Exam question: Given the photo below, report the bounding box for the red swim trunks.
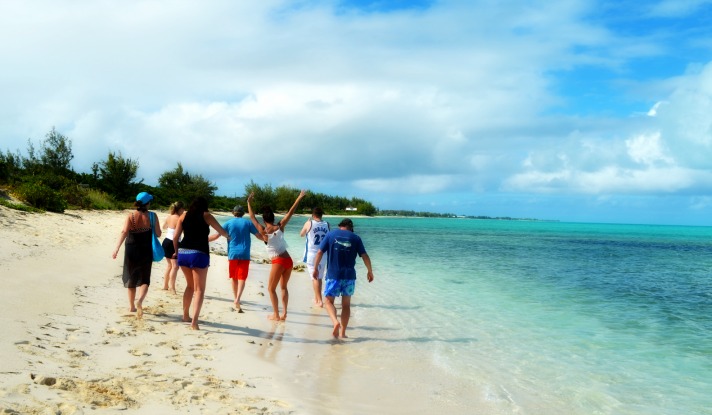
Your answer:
[271,256,293,269]
[228,259,250,281]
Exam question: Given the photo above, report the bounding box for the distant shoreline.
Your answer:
[213,211,557,222]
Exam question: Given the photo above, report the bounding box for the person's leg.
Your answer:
[231,278,239,308]
[180,266,194,322]
[127,287,137,312]
[267,264,282,320]
[324,295,340,338]
[312,277,323,307]
[236,280,246,311]
[168,258,179,294]
[340,295,351,338]
[234,260,249,312]
[279,267,292,320]
[162,258,171,290]
[136,283,149,319]
[190,267,209,330]
[308,263,322,307]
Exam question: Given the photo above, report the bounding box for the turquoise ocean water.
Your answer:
[229,216,712,414]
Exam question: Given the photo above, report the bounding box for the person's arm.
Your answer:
[152,212,162,238]
[246,193,266,236]
[361,253,374,283]
[300,218,311,237]
[172,212,185,258]
[112,214,131,259]
[279,189,307,230]
[208,233,222,242]
[312,250,324,280]
[204,212,230,240]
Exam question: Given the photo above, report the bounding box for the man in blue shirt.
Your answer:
[212,205,261,312]
[313,218,374,338]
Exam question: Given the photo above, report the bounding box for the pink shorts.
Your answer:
[271,256,293,269]
[229,259,250,281]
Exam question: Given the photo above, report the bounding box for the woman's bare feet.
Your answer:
[332,322,341,338]
[267,314,280,321]
[136,303,143,319]
[182,315,191,323]
[280,313,287,321]
[189,324,199,330]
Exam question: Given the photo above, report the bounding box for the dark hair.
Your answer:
[186,197,209,220]
[312,207,324,218]
[261,206,275,224]
[338,218,354,230]
[133,200,149,212]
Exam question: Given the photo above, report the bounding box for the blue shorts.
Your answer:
[177,249,210,269]
[324,279,355,297]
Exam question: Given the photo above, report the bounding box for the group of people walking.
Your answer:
[112,190,374,338]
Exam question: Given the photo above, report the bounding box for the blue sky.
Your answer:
[2,0,712,225]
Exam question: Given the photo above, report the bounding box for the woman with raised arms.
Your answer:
[247,190,306,321]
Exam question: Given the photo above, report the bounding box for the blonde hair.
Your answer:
[169,201,184,215]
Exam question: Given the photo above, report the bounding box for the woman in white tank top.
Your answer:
[161,201,184,294]
[247,190,306,321]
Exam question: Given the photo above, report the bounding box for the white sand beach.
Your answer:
[0,206,471,415]
[0,207,379,414]
[0,207,302,414]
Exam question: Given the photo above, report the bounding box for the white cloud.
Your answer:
[646,101,665,116]
[625,132,674,166]
[504,165,700,194]
[2,1,712,223]
[354,174,459,194]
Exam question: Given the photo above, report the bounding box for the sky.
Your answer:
[2,0,712,226]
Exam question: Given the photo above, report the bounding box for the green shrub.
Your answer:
[0,198,42,213]
[15,181,67,212]
[86,188,120,210]
[61,185,92,209]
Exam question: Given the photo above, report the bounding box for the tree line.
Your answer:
[378,209,458,218]
[0,127,377,216]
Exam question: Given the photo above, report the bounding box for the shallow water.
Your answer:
[229,216,712,414]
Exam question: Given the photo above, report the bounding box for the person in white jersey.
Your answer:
[300,207,330,307]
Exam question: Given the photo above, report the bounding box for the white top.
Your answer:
[164,227,176,240]
[266,228,287,258]
[303,219,330,264]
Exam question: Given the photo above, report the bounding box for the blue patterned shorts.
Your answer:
[324,279,355,297]
[177,249,210,269]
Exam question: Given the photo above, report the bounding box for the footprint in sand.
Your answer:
[67,349,88,358]
[32,376,139,410]
[189,342,222,351]
[230,379,255,388]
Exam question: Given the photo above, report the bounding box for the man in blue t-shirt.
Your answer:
[211,205,261,312]
[313,218,374,338]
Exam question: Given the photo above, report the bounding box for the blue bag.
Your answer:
[149,212,164,262]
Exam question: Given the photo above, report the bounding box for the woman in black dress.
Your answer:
[112,192,161,318]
